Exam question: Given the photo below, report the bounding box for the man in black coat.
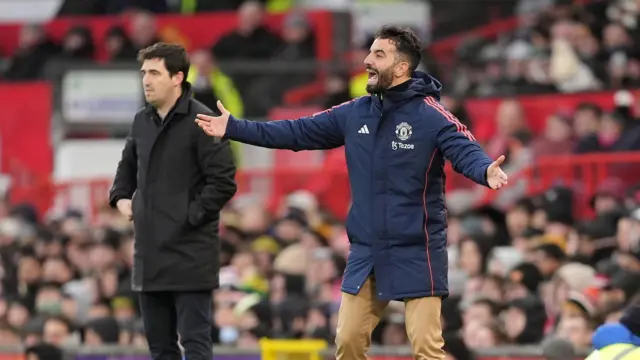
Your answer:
[109,42,237,360]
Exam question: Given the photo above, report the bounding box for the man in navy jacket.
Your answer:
[196,26,507,360]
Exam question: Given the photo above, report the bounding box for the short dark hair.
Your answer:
[374,25,423,73]
[575,102,602,117]
[137,42,190,83]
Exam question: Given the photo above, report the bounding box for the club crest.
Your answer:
[395,122,412,141]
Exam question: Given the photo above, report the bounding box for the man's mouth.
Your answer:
[367,69,378,83]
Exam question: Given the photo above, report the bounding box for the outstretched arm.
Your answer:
[426,98,507,189]
[196,100,354,151]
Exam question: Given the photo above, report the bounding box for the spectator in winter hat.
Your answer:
[554,262,597,296]
[562,291,596,319]
[537,234,568,253]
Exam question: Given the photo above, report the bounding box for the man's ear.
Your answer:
[174,71,184,86]
[394,61,409,77]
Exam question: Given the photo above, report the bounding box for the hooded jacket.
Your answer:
[225,72,494,299]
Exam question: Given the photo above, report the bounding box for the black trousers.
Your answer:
[139,291,213,360]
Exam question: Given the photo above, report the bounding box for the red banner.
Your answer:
[0,82,53,176]
[0,11,334,61]
[466,89,640,142]
[0,82,54,214]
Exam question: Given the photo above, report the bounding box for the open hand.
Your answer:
[487,155,508,190]
[195,101,230,137]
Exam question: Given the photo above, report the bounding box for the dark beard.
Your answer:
[365,68,394,94]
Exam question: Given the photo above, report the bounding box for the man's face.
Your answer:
[532,250,557,277]
[506,207,530,236]
[36,288,63,315]
[238,2,263,33]
[84,328,103,346]
[191,50,213,74]
[43,319,70,346]
[19,256,41,283]
[463,303,493,326]
[141,58,181,107]
[502,307,526,340]
[574,109,599,137]
[363,38,406,93]
[556,316,592,348]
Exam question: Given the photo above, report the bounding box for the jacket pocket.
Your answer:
[154,192,190,245]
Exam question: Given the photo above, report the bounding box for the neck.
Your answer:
[390,76,411,88]
[156,87,183,119]
[238,26,256,36]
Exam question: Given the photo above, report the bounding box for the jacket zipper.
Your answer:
[379,108,387,238]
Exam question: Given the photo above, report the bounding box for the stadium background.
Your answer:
[1,0,640,359]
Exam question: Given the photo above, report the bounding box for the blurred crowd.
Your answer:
[441,89,640,215]
[0,1,317,117]
[3,1,640,118]
[451,0,640,97]
[0,177,639,359]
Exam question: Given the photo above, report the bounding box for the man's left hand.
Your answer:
[487,155,508,190]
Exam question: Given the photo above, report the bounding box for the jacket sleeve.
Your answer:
[223,101,353,151]
[430,105,493,188]
[188,130,238,227]
[108,126,138,208]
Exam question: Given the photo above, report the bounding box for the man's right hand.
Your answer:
[195,101,230,137]
[116,199,133,220]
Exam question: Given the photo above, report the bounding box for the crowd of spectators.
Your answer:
[3,1,640,116]
[450,0,640,97]
[0,1,316,117]
[0,177,638,359]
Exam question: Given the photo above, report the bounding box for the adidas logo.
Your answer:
[358,125,370,134]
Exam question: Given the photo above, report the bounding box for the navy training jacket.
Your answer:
[225,72,494,300]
